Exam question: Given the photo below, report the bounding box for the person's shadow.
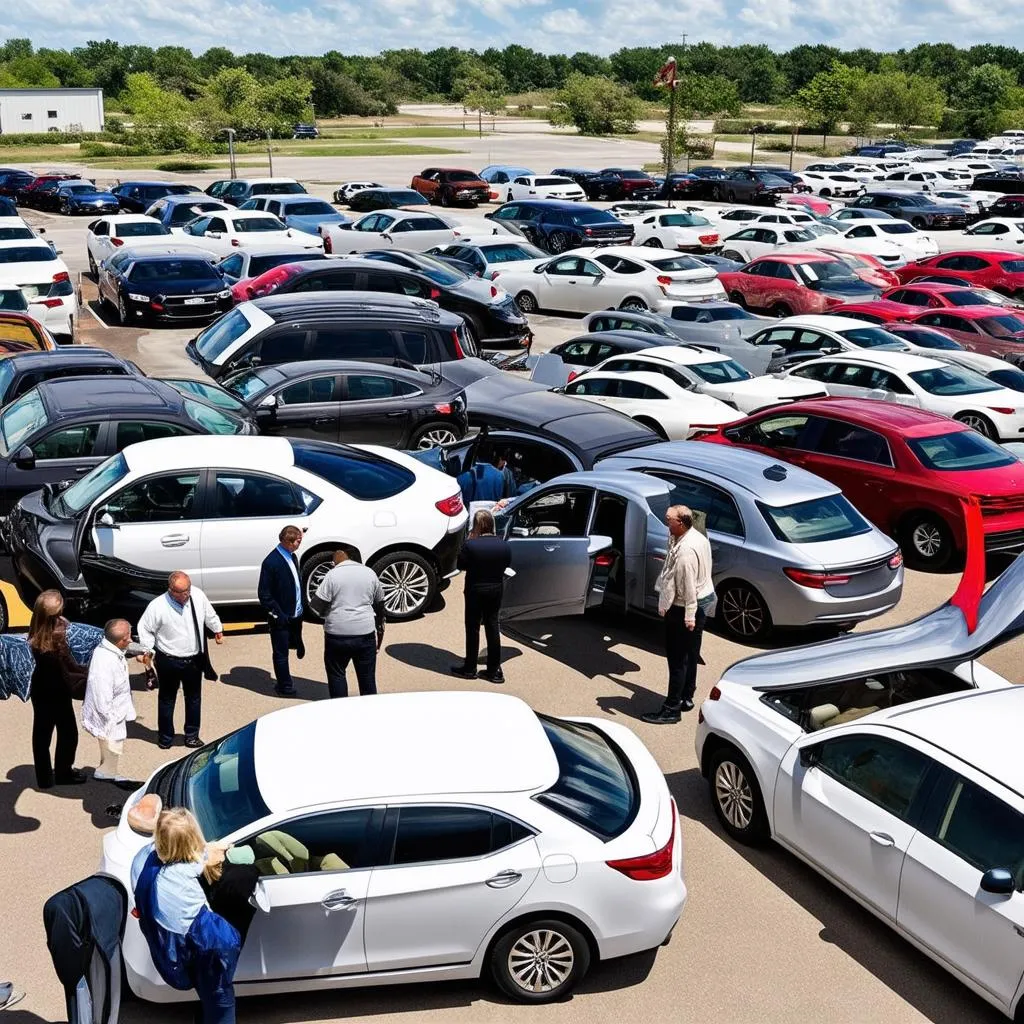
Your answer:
[0,764,122,832]
[385,642,523,676]
[218,665,325,700]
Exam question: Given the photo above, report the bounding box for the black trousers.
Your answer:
[269,617,303,687]
[30,682,78,787]
[664,606,706,709]
[324,633,377,698]
[155,651,203,746]
[465,586,502,674]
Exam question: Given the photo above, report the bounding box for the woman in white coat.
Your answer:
[82,619,136,786]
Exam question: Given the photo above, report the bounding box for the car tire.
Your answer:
[707,746,770,845]
[299,550,336,616]
[720,249,744,263]
[370,550,437,621]
[911,216,926,229]
[819,188,832,198]
[548,231,570,253]
[619,296,648,311]
[770,302,792,318]
[634,415,668,439]
[515,290,539,313]
[490,918,591,1004]
[60,200,71,215]
[716,579,773,641]
[728,290,747,309]
[440,191,451,207]
[954,411,996,439]
[410,421,462,449]
[88,254,97,278]
[0,588,8,634]
[116,294,128,325]
[643,238,663,247]
[900,513,955,572]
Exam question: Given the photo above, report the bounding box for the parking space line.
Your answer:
[83,303,110,329]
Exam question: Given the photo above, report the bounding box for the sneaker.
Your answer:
[449,664,477,679]
[640,708,682,725]
[184,737,203,749]
[0,984,24,1011]
[478,669,505,684]
[55,768,87,785]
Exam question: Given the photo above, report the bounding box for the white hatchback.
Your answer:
[100,691,684,1006]
[0,238,78,342]
[181,209,322,256]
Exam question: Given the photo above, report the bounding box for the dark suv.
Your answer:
[485,200,634,253]
[847,191,969,228]
[583,168,659,201]
[0,348,138,406]
[111,181,200,213]
[711,169,791,204]
[973,169,1024,195]
[186,293,474,381]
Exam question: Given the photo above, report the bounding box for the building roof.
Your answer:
[253,691,558,811]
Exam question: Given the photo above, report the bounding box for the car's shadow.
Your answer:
[668,767,1004,1024]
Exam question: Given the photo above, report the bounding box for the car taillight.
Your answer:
[567,370,579,382]
[53,272,69,284]
[434,403,452,414]
[435,494,464,516]
[231,238,240,246]
[490,285,499,298]
[698,234,719,244]
[594,552,616,567]
[323,234,333,254]
[784,567,851,588]
[111,237,124,247]
[708,685,721,700]
[584,227,593,236]
[451,330,465,359]
[888,551,903,570]
[606,801,676,881]
[988,407,1017,415]
[38,298,63,308]
[430,287,441,299]
[657,275,673,286]
[131,908,140,920]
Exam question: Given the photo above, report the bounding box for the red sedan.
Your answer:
[717,253,879,317]
[701,397,1024,569]
[883,281,1024,310]
[820,299,919,323]
[894,250,1024,295]
[907,306,1024,364]
[818,249,900,289]
[229,263,302,303]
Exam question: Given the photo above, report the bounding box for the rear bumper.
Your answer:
[759,566,904,628]
[432,522,467,578]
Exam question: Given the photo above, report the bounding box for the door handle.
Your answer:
[321,889,357,912]
[386,411,406,418]
[73,466,90,474]
[543,544,558,552]
[486,869,523,889]
[160,534,189,547]
[312,417,334,425]
[869,831,895,848]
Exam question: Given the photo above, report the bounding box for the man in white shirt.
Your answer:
[138,572,223,750]
[82,618,136,786]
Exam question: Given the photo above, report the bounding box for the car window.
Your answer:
[252,328,307,367]
[812,419,893,466]
[236,808,379,876]
[791,362,836,383]
[732,412,811,448]
[308,327,395,361]
[640,470,744,536]
[278,376,336,405]
[31,423,101,460]
[758,493,872,543]
[219,254,244,277]
[391,807,531,866]
[812,735,932,820]
[103,473,200,523]
[344,374,407,400]
[289,270,359,293]
[565,378,615,396]
[547,257,581,276]
[510,487,594,538]
[210,472,306,519]
[114,421,189,449]
[290,441,414,500]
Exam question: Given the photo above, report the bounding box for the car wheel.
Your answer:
[643,237,663,247]
[299,550,336,616]
[911,216,926,229]
[717,580,773,641]
[548,231,570,253]
[0,588,8,634]
[634,416,668,439]
[60,200,71,215]
[88,254,97,278]
[619,296,648,311]
[720,249,744,263]
[440,191,451,207]
[819,188,832,198]
[727,190,737,203]
[370,550,437,621]
[411,421,461,449]
[708,746,770,844]
[490,918,590,1004]
[770,302,792,318]
[901,513,954,571]
[116,294,128,325]
[515,290,539,314]
[954,411,996,439]
[728,290,747,309]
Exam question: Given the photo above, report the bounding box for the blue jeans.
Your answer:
[324,633,377,697]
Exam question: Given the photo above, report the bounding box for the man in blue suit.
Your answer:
[258,525,305,696]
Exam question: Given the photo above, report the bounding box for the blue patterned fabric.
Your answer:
[0,623,104,702]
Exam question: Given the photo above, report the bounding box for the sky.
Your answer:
[12,0,1014,56]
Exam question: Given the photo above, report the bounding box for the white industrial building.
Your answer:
[0,88,104,134]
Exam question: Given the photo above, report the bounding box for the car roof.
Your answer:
[120,180,191,187]
[123,250,214,264]
[162,194,229,206]
[809,349,942,371]
[237,360,439,386]
[578,369,684,391]
[559,332,657,352]
[895,282,974,293]
[756,252,837,264]
[250,292,458,324]
[100,213,162,223]
[2,348,126,373]
[925,304,1017,318]
[121,435,293,475]
[232,177,299,185]
[36,375,181,417]
[604,345,721,366]
[254,691,558,810]
[228,209,282,220]
[781,314,882,331]
[780,396,965,434]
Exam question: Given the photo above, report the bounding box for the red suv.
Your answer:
[907,306,1024,364]
[717,253,879,317]
[410,168,490,207]
[702,397,1024,569]
[895,251,1024,295]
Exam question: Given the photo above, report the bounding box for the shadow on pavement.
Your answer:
[385,642,523,677]
[0,764,122,832]
[218,664,326,700]
[667,767,1004,1024]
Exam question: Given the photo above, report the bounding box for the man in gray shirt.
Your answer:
[310,550,386,697]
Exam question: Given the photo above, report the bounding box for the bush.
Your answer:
[760,138,793,152]
[714,118,790,135]
[0,130,115,146]
[156,159,216,172]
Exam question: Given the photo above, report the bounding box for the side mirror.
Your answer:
[249,879,271,913]
[97,510,118,529]
[798,745,820,769]
[208,231,222,239]
[13,445,34,469]
[980,868,1016,896]
[822,345,841,354]
[533,264,547,274]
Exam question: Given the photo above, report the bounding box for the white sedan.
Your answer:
[180,209,322,256]
[930,189,1004,217]
[826,219,939,261]
[934,218,1024,253]
[100,690,684,1005]
[502,175,586,202]
[695,567,1024,1020]
[0,215,35,241]
[321,210,457,255]
[0,239,78,342]
[719,224,823,263]
[632,210,722,252]
[497,246,724,315]
[784,349,1024,440]
[426,236,549,278]
[333,180,383,204]
[794,171,864,198]
[85,214,174,274]
[562,369,741,437]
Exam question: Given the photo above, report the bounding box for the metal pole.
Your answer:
[790,125,796,170]
[267,130,274,175]
[224,128,237,179]
[750,131,756,166]
[478,108,482,139]
[664,57,677,182]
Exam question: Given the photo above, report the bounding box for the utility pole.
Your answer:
[222,128,237,179]
[266,130,274,175]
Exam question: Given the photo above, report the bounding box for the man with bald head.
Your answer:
[83,618,137,785]
[138,572,223,749]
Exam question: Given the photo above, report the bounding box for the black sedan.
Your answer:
[583,168,660,201]
[973,170,1024,195]
[711,169,791,204]
[112,181,201,213]
[220,360,468,448]
[657,173,708,200]
[347,188,431,213]
[0,376,253,513]
[0,171,33,199]
[0,348,139,406]
[96,250,233,326]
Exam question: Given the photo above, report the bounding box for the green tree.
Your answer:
[797,60,858,139]
[677,74,740,117]
[118,71,198,150]
[550,72,643,135]
[956,62,1016,111]
[870,71,944,134]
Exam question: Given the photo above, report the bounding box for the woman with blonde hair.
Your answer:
[130,808,240,1023]
[27,589,88,788]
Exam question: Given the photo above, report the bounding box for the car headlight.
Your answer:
[127,293,148,302]
[218,289,231,299]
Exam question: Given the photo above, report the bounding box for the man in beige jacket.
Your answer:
[643,504,715,724]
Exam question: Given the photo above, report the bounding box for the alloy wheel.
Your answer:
[117,295,128,324]
[956,413,993,438]
[715,760,754,830]
[507,930,575,994]
[911,521,945,559]
[378,559,431,617]
[720,585,765,637]
[304,561,332,605]
[415,426,458,449]
[515,291,538,314]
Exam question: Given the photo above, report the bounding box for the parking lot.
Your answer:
[0,150,1018,1024]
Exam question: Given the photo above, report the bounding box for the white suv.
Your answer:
[0,238,78,343]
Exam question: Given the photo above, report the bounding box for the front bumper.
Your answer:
[454,188,490,203]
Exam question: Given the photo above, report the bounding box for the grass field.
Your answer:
[317,126,481,139]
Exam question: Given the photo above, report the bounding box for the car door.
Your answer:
[363,805,541,972]
[775,731,933,921]
[198,470,314,601]
[534,256,585,312]
[88,219,111,263]
[256,374,342,442]
[337,371,417,446]
[897,770,1024,1010]
[392,215,455,251]
[2,420,108,510]
[234,807,384,982]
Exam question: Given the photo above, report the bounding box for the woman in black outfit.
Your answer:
[28,590,87,789]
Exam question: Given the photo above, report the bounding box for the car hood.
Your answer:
[710,375,826,402]
[721,534,1024,688]
[131,276,226,294]
[66,191,118,203]
[488,258,549,278]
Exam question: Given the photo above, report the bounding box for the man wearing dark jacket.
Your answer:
[452,510,512,684]
[257,525,305,697]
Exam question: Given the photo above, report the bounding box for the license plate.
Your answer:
[184,297,207,305]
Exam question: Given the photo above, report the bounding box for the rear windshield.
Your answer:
[0,228,32,240]
[758,495,872,543]
[446,172,479,182]
[117,222,168,238]
[479,242,547,263]
[535,177,574,186]
[534,715,636,840]
[387,191,428,205]
[908,431,1015,471]
[0,289,28,310]
[232,216,284,233]
[567,209,619,226]
[0,246,53,263]
[838,327,904,348]
[977,315,1024,338]
[249,253,325,277]
[648,254,705,272]
[691,358,751,383]
[290,439,415,500]
[878,223,916,235]
[258,182,305,195]
[909,366,998,396]
[282,201,335,216]
[195,307,253,361]
[660,213,711,227]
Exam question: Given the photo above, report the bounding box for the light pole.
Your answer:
[222,127,237,179]
[266,130,274,175]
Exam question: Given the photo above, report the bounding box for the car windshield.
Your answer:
[163,378,250,414]
[977,315,1024,338]
[0,246,53,264]
[232,217,283,233]
[943,289,999,306]
[480,242,547,263]
[169,203,223,225]
[908,431,1016,470]
[129,259,218,282]
[0,227,32,241]
[691,358,751,383]
[535,177,573,186]
[283,201,334,216]
[195,307,252,360]
[909,366,1000,395]
[878,222,916,235]
[64,184,98,194]
[54,452,129,517]
[388,190,427,204]
[0,388,48,454]
[183,397,244,434]
[394,253,464,286]
[839,327,903,348]
[794,262,858,285]
[186,722,270,840]
[290,439,415,500]
[117,222,168,238]
[660,213,711,227]
[224,368,276,401]
[758,494,872,543]
[535,715,636,839]
[647,254,704,272]
[568,210,617,226]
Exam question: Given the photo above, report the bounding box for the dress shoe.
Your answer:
[157,740,172,750]
[450,664,477,679]
[479,669,505,684]
[55,768,87,785]
[184,737,204,749]
[641,708,682,725]
[680,698,695,712]
[274,686,297,697]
